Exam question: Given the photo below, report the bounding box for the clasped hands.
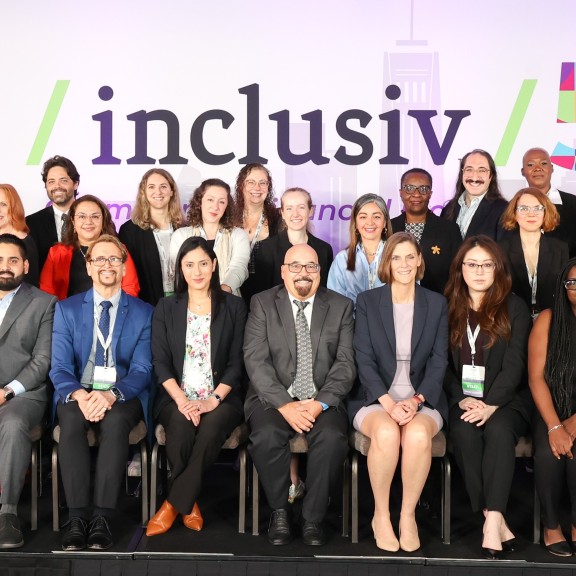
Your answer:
[548,415,576,460]
[279,399,323,433]
[177,396,219,425]
[383,396,419,425]
[73,390,116,422]
[458,397,497,426]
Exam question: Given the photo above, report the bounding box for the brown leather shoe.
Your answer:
[146,500,178,536]
[182,503,203,531]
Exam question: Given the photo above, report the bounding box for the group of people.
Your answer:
[0,147,575,560]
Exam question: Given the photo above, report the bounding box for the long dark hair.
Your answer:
[544,257,576,418]
[173,236,223,320]
[63,195,116,247]
[444,235,511,348]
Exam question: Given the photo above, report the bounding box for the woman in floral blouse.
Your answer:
[146,236,247,536]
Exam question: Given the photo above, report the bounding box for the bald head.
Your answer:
[522,147,554,193]
[281,243,321,300]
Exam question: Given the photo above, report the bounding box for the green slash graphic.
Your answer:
[26,80,70,165]
[494,80,537,166]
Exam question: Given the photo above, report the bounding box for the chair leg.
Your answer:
[252,464,259,536]
[150,442,159,519]
[533,478,541,544]
[51,444,59,532]
[140,440,149,525]
[442,454,451,544]
[30,440,39,531]
[342,456,349,537]
[351,452,359,544]
[238,447,247,534]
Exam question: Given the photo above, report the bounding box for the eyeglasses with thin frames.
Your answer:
[90,256,124,267]
[284,263,320,273]
[462,261,495,272]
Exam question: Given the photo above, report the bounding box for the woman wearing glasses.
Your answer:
[348,232,448,552]
[529,258,576,557]
[328,193,392,305]
[119,169,184,305]
[441,150,507,241]
[444,236,532,559]
[147,236,247,536]
[232,164,280,306]
[499,188,568,319]
[40,195,139,300]
[170,179,250,297]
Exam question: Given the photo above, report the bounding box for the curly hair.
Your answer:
[544,257,576,419]
[186,179,234,230]
[444,235,512,348]
[232,163,279,230]
[63,195,117,247]
[130,169,184,230]
[0,184,29,233]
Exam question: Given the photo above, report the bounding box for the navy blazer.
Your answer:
[50,289,154,425]
[152,292,247,418]
[391,211,462,294]
[499,231,569,314]
[118,220,165,306]
[441,195,508,241]
[348,284,449,422]
[443,294,532,424]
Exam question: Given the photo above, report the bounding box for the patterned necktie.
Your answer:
[292,300,316,399]
[95,301,112,366]
[60,213,68,241]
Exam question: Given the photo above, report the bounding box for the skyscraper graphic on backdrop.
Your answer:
[379,0,447,216]
[285,123,357,251]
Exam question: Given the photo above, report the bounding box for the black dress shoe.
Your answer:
[545,540,572,557]
[571,541,576,555]
[268,509,292,545]
[481,546,504,560]
[62,517,87,551]
[87,515,113,550]
[0,514,24,549]
[302,520,326,546]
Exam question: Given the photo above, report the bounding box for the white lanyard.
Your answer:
[153,226,174,291]
[526,265,538,306]
[249,213,265,252]
[364,241,383,290]
[466,318,481,367]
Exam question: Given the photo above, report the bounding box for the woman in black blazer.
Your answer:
[255,187,333,294]
[444,235,532,559]
[441,149,507,241]
[349,232,448,553]
[499,188,569,318]
[119,169,184,305]
[146,236,247,536]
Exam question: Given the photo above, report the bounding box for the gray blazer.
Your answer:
[0,283,57,402]
[243,285,356,418]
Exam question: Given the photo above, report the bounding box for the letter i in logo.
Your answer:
[550,62,576,170]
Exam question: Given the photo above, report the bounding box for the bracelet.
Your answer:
[213,393,223,404]
[548,423,564,434]
[412,394,424,411]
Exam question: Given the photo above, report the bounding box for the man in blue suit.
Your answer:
[50,234,153,551]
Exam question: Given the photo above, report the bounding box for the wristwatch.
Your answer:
[3,387,14,402]
[108,387,123,401]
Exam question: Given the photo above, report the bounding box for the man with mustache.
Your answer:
[26,155,80,270]
[244,244,356,546]
[441,149,508,241]
[50,234,153,551]
[521,147,576,257]
[0,234,57,548]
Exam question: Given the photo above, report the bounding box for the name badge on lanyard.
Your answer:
[461,320,485,397]
[92,326,117,390]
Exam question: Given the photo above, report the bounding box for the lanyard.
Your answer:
[526,265,538,306]
[249,213,265,252]
[363,241,384,290]
[198,226,223,249]
[466,318,481,367]
[153,226,174,290]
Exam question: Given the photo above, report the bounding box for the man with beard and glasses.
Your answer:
[50,235,153,551]
[521,147,576,257]
[244,244,355,547]
[26,155,80,270]
[0,234,57,548]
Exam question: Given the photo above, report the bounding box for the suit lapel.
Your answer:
[379,286,396,354]
[172,296,188,377]
[310,290,329,362]
[110,291,129,363]
[210,296,224,367]
[0,284,32,341]
[277,288,297,363]
[411,287,427,354]
[81,290,95,368]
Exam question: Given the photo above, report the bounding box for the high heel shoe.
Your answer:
[182,502,203,531]
[146,500,178,536]
[399,515,420,552]
[481,546,504,560]
[371,519,400,552]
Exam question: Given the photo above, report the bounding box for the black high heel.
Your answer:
[481,546,504,560]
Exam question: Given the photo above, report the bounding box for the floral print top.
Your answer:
[181,311,213,400]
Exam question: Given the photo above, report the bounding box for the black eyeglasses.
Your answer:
[284,263,320,273]
[565,279,576,291]
[90,256,124,267]
[401,184,432,195]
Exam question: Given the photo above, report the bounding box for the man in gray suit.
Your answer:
[0,234,57,548]
[244,244,355,546]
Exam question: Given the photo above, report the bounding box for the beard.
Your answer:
[293,276,313,297]
[0,271,24,291]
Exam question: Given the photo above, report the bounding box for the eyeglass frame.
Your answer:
[462,261,496,272]
[462,167,491,176]
[400,184,432,195]
[89,256,125,267]
[564,279,576,291]
[283,262,320,273]
[244,179,270,189]
[516,205,545,215]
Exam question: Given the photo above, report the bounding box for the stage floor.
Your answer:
[2,452,575,575]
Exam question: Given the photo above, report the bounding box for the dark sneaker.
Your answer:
[0,513,24,549]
